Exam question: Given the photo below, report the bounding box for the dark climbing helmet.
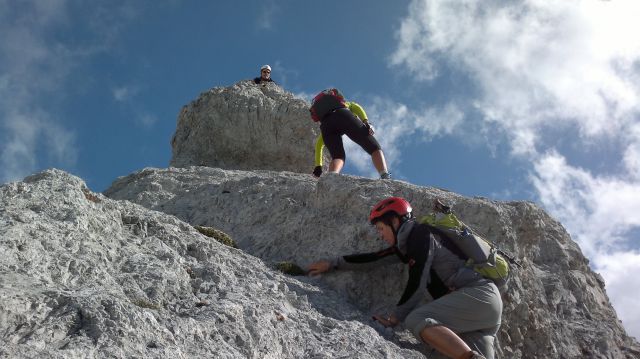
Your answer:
[369,197,412,224]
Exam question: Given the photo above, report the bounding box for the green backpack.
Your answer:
[419,208,516,291]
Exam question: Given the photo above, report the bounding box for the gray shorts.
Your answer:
[404,279,502,358]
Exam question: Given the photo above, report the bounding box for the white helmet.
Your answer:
[261,64,271,71]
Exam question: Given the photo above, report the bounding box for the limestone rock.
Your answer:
[0,169,424,358]
[170,81,323,173]
[105,166,640,359]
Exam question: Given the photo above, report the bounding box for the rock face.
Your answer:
[104,166,640,359]
[170,81,323,173]
[0,169,424,358]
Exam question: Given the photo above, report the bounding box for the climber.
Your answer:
[254,64,276,85]
[309,88,390,179]
[307,197,502,359]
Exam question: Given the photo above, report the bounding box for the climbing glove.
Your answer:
[364,121,375,136]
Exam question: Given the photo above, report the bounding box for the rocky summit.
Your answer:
[2,82,640,358]
[170,80,324,174]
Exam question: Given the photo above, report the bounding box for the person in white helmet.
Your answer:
[254,64,276,85]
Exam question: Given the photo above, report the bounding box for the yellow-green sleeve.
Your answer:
[314,134,324,167]
[346,101,368,123]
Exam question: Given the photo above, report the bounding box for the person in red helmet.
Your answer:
[307,197,501,359]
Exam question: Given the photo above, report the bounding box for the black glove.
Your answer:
[313,166,322,177]
[364,121,374,135]
[433,198,452,214]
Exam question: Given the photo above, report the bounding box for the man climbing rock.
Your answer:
[308,197,502,359]
[309,88,390,179]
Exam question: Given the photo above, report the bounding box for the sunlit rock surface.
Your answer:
[105,166,640,358]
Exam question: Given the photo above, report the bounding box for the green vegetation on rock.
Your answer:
[274,261,307,276]
[194,225,237,248]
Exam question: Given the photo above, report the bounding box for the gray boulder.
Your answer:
[105,166,640,359]
[170,81,324,174]
[0,169,424,358]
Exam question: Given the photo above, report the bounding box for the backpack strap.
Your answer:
[418,223,467,260]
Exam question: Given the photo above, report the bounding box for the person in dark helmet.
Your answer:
[307,197,501,359]
[309,88,390,179]
[254,64,276,85]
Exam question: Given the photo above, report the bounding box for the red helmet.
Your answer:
[369,197,412,224]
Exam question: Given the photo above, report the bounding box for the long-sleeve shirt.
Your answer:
[329,220,482,321]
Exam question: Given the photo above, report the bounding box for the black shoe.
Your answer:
[433,198,451,214]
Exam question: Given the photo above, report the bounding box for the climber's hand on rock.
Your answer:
[372,313,399,327]
[307,261,330,276]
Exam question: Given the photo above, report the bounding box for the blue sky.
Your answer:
[1,0,639,339]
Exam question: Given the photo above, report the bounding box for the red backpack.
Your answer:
[309,88,347,122]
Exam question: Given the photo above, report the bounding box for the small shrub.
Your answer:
[131,298,162,310]
[274,261,307,276]
[194,226,237,248]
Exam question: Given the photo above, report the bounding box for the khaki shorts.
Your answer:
[404,279,502,358]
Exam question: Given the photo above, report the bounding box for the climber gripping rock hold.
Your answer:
[308,197,502,359]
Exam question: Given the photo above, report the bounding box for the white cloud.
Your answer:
[112,84,158,128]
[623,123,640,179]
[391,0,640,155]
[136,113,158,128]
[1,110,77,183]
[0,1,140,183]
[0,0,78,183]
[391,0,640,338]
[344,97,465,177]
[293,90,314,102]
[113,86,140,102]
[256,0,279,30]
[112,85,158,129]
[269,61,299,88]
[531,152,640,257]
[595,251,640,341]
[1,113,39,182]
